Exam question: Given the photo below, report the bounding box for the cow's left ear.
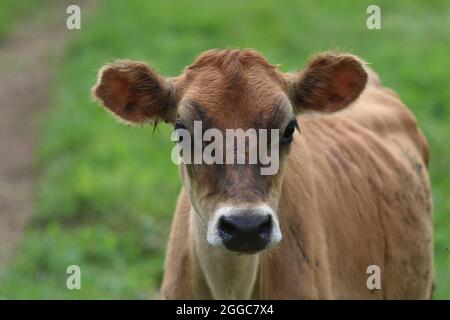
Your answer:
[92,60,174,124]
[291,53,368,113]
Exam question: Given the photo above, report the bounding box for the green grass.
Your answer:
[0,0,43,40]
[0,0,449,298]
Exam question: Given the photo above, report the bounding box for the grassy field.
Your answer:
[0,0,449,298]
[0,0,37,40]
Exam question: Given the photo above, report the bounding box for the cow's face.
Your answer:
[93,49,367,253]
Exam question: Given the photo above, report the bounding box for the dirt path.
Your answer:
[0,1,91,264]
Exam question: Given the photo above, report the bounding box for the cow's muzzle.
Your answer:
[207,206,282,253]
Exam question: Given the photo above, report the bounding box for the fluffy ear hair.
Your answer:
[292,53,368,113]
[92,60,173,124]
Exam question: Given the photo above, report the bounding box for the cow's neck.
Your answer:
[190,207,261,299]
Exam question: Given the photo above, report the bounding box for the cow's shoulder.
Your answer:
[318,67,428,167]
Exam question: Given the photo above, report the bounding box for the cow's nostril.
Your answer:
[258,215,272,236]
[218,216,236,236]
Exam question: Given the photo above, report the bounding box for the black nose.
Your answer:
[218,214,272,253]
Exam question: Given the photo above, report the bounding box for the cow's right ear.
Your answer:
[92,60,174,124]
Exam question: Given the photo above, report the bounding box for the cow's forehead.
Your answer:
[186,48,278,74]
[177,50,291,129]
[177,87,292,130]
[177,94,292,131]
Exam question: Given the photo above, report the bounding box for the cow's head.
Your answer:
[93,49,367,253]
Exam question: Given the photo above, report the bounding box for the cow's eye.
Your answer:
[174,121,186,143]
[281,119,298,144]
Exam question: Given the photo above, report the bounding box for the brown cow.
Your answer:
[93,49,433,299]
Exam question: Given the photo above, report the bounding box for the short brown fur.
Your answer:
[93,49,433,299]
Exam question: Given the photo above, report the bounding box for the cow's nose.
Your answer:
[218,214,272,253]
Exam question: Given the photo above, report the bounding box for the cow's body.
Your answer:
[161,69,433,299]
[93,49,433,299]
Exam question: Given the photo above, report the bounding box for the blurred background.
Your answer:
[0,0,449,299]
